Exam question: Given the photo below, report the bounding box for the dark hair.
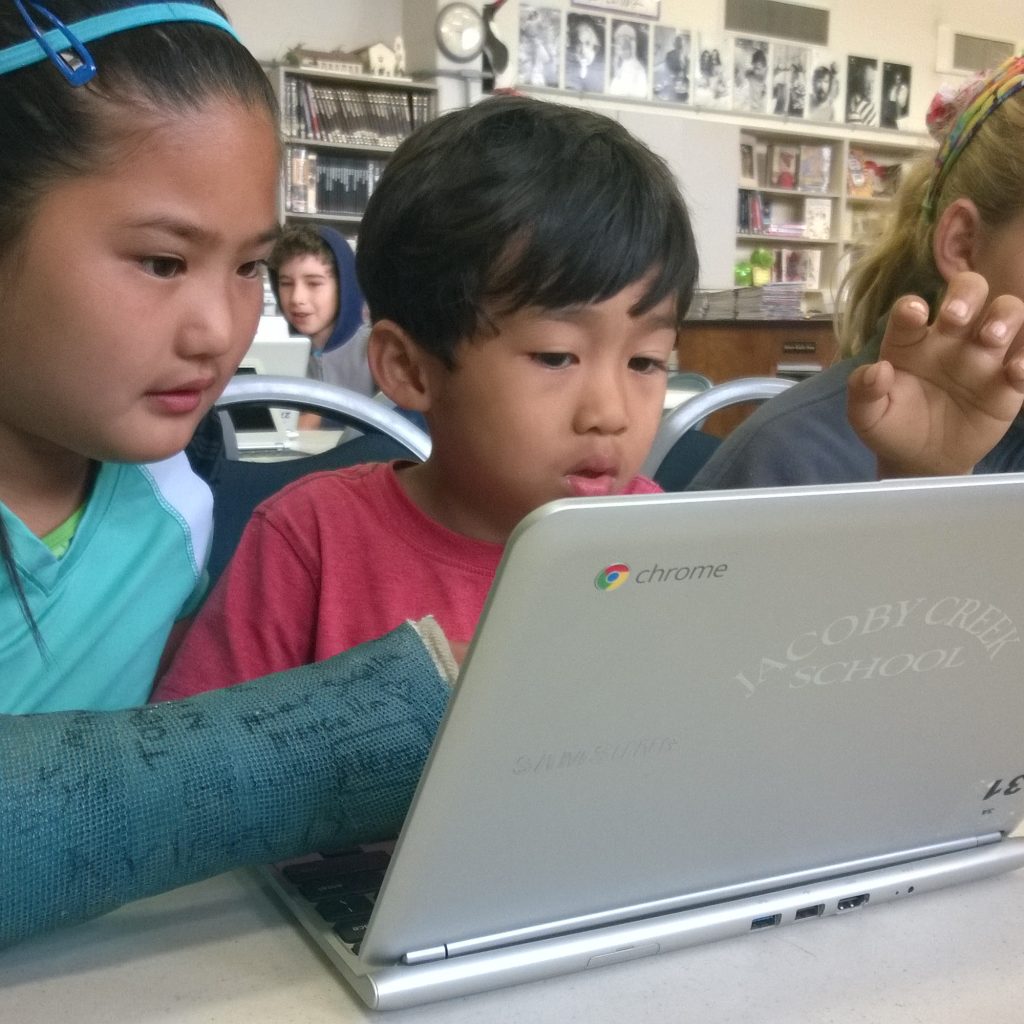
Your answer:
[0,1,276,253]
[356,95,699,368]
[268,224,335,275]
[0,0,277,646]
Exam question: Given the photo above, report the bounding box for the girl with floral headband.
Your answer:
[689,56,1024,490]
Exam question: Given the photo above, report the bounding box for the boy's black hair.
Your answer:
[356,95,699,368]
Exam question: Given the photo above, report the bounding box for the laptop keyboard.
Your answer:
[275,846,393,951]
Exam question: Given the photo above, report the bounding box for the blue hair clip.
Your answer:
[0,3,241,85]
[13,0,97,85]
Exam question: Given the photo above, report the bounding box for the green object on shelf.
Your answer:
[734,260,753,286]
[750,246,773,287]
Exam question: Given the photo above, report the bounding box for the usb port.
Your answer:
[750,913,781,930]
[837,894,869,911]
[795,903,824,920]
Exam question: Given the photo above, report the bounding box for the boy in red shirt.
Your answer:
[156,95,699,696]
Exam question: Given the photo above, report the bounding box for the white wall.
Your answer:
[224,0,1021,130]
[220,0,402,63]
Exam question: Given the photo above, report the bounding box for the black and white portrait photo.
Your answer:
[771,43,809,117]
[881,62,911,129]
[846,55,879,126]
[733,37,770,114]
[651,25,690,104]
[518,5,561,87]
[807,52,843,122]
[607,19,649,97]
[564,12,606,92]
[693,32,731,108]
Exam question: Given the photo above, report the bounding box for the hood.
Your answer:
[269,226,365,353]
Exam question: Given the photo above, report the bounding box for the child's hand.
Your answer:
[847,272,1024,478]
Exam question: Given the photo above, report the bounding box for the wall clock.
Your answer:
[435,2,485,63]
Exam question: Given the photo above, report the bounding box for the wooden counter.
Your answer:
[677,319,839,436]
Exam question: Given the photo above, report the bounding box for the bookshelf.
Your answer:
[734,126,930,314]
[274,66,438,230]
[843,139,924,250]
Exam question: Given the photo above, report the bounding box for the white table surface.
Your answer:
[3,861,1023,1023]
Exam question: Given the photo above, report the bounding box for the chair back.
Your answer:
[189,377,431,585]
[643,376,795,489]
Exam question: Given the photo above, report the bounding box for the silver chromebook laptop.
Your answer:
[261,473,1024,1010]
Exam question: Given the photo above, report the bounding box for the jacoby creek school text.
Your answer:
[735,596,1020,695]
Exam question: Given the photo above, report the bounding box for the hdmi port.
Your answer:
[837,893,869,911]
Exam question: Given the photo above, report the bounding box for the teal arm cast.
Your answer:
[0,622,449,948]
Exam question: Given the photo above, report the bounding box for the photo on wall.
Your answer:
[881,61,911,129]
[651,25,691,104]
[806,51,844,122]
[732,36,771,114]
[845,55,880,126]
[564,11,607,92]
[693,32,731,109]
[608,19,650,97]
[771,43,810,118]
[518,5,561,87]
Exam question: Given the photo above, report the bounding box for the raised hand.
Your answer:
[847,271,1024,477]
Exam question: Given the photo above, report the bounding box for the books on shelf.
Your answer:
[768,144,799,188]
[847,147,874,197]
[798,144,832,192]
[286,146,315,214]
[773,248,822,289]
[739,132,758,187]
[283,73,431,147]
[686,284,806,321]
[803,196,832,240]
[737,188,767,233]
[285,147,388,217]
[866,159,902,197]
[740,282,803,320]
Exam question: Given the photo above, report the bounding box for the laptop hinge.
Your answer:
[402,944,448,965]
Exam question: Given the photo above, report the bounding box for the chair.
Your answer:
[664,370,713,411]
[214,375,431,462]
[188,376,432,585]
[642,376,796,490]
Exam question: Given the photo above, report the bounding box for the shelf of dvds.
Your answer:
[273,65,438,230]
[735,126,930,311]
[843,139,924,249]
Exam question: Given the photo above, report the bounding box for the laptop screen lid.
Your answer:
[359,473,1024,967]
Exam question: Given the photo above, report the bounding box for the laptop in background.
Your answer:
[261,473,1024,1010]
[226,322,310,455]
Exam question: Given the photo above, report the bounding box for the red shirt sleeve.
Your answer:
[153,505,321,700]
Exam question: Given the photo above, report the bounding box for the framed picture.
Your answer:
[651,25,691,105]
[739,132,757,186]
[845,55,880,127]
[570,0,660,20]
[518,5,561,88]
[881,62,911,129]
[608,19,650,98]
[807,51,844,123]
[732,36,771,115]
[564,12,607,93]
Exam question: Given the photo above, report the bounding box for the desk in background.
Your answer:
[678,319,838,437]
[3,864,1022,1024]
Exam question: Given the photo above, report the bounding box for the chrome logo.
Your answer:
[595,563,630,591]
